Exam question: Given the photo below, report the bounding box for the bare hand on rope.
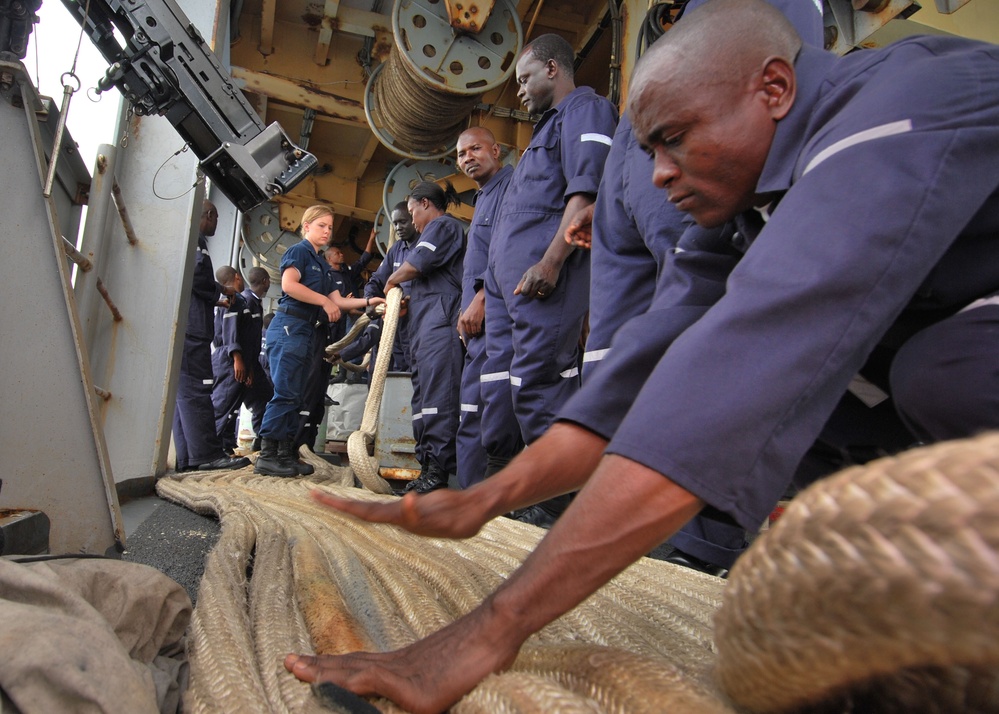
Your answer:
[289,449,705,713]
[565,203,594,250]
[285,603,521,714]
[309,488,488,539]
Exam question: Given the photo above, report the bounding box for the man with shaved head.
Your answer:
[572,0,823,576]
[286,1,999,709]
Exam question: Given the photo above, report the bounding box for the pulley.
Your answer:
[364,0,522,159]
[382,158,459,217]
[372,206,392,257]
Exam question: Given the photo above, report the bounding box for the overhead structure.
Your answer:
[364,0,522,159]
[823,0,920,55]
[241,201,301,282]
[382,157,459,216]
[372,206,392,257]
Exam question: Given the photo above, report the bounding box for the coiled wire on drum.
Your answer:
[369,49,481,157]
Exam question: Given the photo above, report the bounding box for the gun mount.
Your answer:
[59,0,316,211]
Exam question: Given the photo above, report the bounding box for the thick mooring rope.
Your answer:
[163,431,999,713]
[157,471,725,713]
[346,287,403,494]
[714,431,999,713]
[326,314,373,373]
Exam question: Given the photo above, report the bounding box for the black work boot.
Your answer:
[405,462,448,494]
[279,441,315,476]
[396,463,428,495]
[254,438,298,477]
[251,436,262,453]
[508,494,573,529]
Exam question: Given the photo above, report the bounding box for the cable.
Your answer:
[151,143,203,200]
[635,1,685,59]
[69,0,93,76]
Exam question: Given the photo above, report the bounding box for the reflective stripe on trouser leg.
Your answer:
[211,364,244,453]
[479,264,524,457]
[297,335,334,447]
[456,333,488,488]
[173,334,224,468]
[408,295,463,474]
[507,249,590,444]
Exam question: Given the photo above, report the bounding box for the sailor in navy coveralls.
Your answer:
[480,34,617,523]
[283,4,999,708]
[386,181,466,494]
[255,205,381,476]
[454,127,515,488]
[172,201,249,472]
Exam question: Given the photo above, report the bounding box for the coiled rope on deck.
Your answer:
[714,430,999,713]
[346,286,403,494]
[157,470,726,712]
[162,431,999,712]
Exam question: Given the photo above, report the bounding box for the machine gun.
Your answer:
[59,0,316,212]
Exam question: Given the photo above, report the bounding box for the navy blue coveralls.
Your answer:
[300,253,375,444]
[339,319,381,364]
[561,36,999,534]
[365,238,415,372]
[583,113,688,376]
[406,214,465,475]
[365,237,419,458]
[481,87,617,459]
[335,250,373,307]
[172,234,229,469]
[238,286,271,438]
[211,290,251,453]
[296,266,348,448]
[329,261,365,373]
[259,240,330,442]
[581,0,824,568]
[457,164,515,488]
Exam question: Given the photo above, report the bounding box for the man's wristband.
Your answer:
[365,297,370,307]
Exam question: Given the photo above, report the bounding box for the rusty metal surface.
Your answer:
[826,0,917,55]
[393,0,522,95]
[374,373,422,473]
[380,467,421,481]
[444,0,496,33]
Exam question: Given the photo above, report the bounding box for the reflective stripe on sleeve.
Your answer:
[803,120,913,176]
[581,133,613,146]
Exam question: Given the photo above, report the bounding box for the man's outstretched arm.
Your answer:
[285,454,704,714]
[307,422,607,539]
